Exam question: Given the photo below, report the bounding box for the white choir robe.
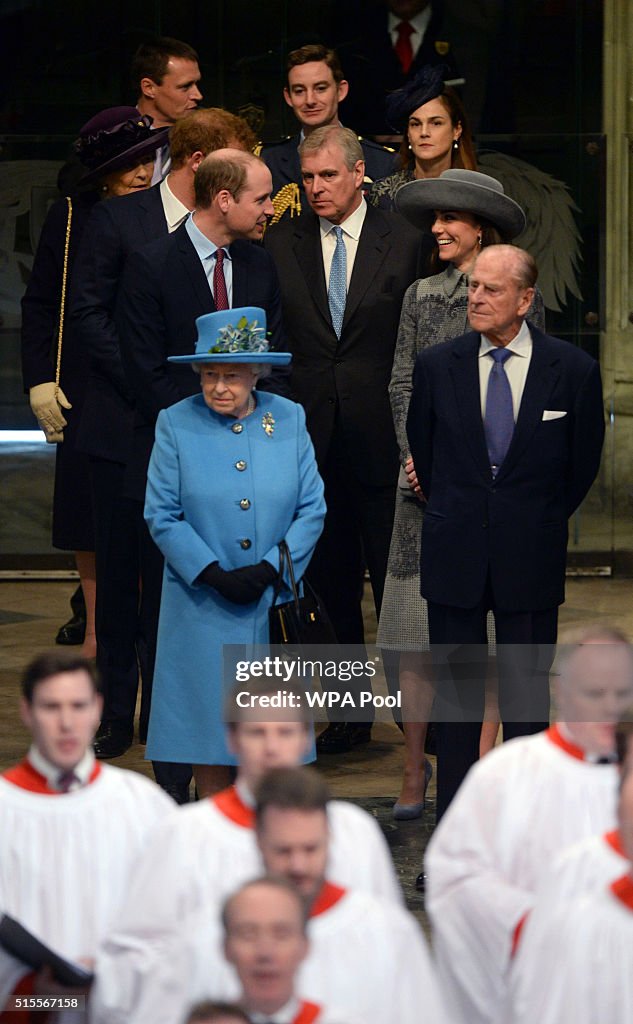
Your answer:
[0,761,173,1023]
[501,829,627,1022]
[507,873,633,1024]
[93,883,440,1024]
[91,784,402,1023]
[425,726,618,1024]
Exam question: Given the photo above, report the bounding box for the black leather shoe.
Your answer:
[316,722,372,755]
[415,870,427,893]
[93,725,133,759]
[55,613,86,646]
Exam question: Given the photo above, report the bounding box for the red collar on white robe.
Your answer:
[293,1001,321,1024]
[610,873,633,911]
[546,724,613,763]
[212,784,254,828]
[2,758,101,794]
[309,880,346,918]
[605,829,625,858]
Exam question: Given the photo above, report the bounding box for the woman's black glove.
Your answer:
[198,560,277,605]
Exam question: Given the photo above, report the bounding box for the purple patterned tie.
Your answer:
[484,348,514,477]
[57,770,78,793]
[213,248,229,310]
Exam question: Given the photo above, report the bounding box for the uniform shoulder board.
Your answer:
[358,135,396,154]
[259,136,295,150]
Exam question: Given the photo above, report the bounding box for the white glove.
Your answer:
[29,382,72,443]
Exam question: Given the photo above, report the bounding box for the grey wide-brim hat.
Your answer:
[395,169,526,239]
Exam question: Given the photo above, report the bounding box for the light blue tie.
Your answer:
[484,348,514,477]
[328,226,347,339]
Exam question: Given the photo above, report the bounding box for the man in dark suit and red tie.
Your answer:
[71,113,254,799]
[406,243,605,819]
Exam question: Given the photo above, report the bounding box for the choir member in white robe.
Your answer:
[90,697,401,1022]
[93,768,441,1024]
[0,652,172,1023]
[507,735,633,1024]
[220,877,360,1024]
[425,629,633,1024]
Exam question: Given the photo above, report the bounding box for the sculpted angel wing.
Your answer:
[478,149,582,313]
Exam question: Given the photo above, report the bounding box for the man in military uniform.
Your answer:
[260,44,397,223]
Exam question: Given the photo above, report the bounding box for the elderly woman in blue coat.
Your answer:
[144,307,325,796]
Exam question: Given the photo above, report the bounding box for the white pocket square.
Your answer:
[542,410,567,421]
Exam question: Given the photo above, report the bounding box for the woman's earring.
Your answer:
[407,139,412,151]
[477,234,483,246]
[453,138,460,151]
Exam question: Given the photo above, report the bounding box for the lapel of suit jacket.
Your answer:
[136,185,168,239]
[174,224,214,312]
[494,324,561,481]
[292,214,331,331]
[448,332,491,482]
[341,205,391,334]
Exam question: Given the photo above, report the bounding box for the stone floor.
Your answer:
[2,575,633,925]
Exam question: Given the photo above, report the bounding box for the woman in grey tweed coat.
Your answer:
[377,170,545,818]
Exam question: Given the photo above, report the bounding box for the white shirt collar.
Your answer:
[478,319,532,357]
[27,744,95,791]
[235,776,255,808]
[160,175,190,232]
[249,996,301,1023]
[388,6,432,37]
[318,196,367,241]
[185,212,231,261]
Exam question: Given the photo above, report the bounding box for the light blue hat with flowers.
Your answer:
[168,307,292,365]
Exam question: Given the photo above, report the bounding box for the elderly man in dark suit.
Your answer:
[407,244,605,818]
[71,112,251,791]
[265,124,419,753]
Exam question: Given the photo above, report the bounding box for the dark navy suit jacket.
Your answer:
[265,204,419,487]
[116,224,286,500]
[71,184,168,463]
[406,325,605,611]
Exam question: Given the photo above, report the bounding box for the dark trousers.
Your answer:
[428,590,557,820]
[306,438,397,722]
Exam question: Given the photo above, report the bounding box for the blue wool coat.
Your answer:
[144,391,325,764]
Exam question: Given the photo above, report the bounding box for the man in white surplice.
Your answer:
[425,626,633,1024]
[0,651,172,1022]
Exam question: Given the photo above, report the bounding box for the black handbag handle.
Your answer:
[271,540,301,614]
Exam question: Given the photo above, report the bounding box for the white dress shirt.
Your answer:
[319,198,367,290]
[478,320,533,421]
[159,175,190,232]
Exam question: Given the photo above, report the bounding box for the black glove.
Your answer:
[198,560,276,605]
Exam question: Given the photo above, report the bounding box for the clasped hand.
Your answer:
[199,560,277,604]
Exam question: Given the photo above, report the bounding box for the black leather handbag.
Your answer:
[269,541,337,648]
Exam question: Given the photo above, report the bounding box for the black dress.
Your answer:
[21,192,98,550]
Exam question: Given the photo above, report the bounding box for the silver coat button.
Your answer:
[235,460,247,471]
